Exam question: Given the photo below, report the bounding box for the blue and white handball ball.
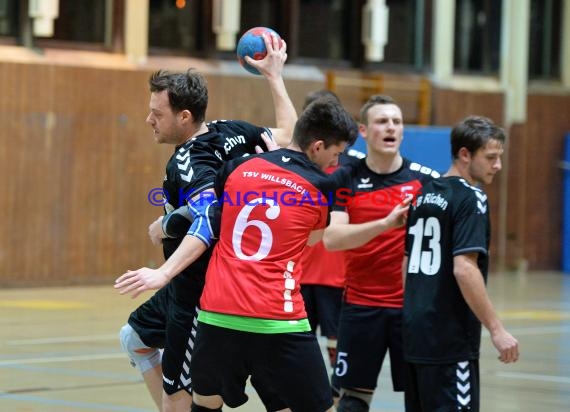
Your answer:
[236,27,282,75]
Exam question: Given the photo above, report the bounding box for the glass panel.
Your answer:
[528,0,561,80]
[453,0,501,75]
[240,0,280,30]
[0,0,18,37]
[52,0,106,42]
[383,0,416,65]
[297,0,351,60]
[148,0,201,53]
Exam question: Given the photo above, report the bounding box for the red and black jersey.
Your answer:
[333,157,439,307]
[403,176,490,363]
[200,149,340,320]
[161,120,269,303]
[300,241,345,287]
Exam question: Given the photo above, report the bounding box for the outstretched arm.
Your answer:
[454,253,519,364]
[323,197,411,251]
[246,33,297,147]
[114,189,218,298]
[114,236,207,298]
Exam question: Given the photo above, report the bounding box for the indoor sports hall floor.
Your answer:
[1,271,569,411]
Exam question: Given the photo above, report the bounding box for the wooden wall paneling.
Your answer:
[522,94,569,269]
[504,123,526,269]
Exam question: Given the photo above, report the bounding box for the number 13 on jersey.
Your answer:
[407,217,441,275]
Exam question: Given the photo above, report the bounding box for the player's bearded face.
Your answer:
[146,91,183,145]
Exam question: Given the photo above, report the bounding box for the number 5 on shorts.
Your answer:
[335,351,348,376]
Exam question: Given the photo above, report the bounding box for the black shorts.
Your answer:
[191,322,334,412]
[405,360,480,412]
[128,283,200,395]
[333,302,405,391]
[300,284,343,338]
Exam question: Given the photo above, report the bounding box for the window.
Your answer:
[148,0,203,55]
[0,0,18,37]
[453,0,502,75]
[297,0,353,61]
[51,0,106,43]
[240,0,282,32]
[381,0,432,70]
[528,0,561,80]
[0,0,108,47]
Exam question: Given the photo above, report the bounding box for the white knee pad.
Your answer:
[119,323,161,374]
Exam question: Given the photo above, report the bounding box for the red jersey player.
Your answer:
[323,95,440,412]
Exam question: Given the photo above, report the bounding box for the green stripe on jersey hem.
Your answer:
[198,310,311,334]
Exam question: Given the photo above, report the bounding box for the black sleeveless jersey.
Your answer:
[403,176,490,363]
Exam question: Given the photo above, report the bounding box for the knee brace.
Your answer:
[191,402,222,412]
[119,323,161,374]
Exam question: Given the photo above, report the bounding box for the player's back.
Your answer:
[201,149,337,321]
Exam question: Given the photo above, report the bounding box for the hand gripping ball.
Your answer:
[236,27,282,75]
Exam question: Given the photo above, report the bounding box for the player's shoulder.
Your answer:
[449,177,489,212]
[404,158,441,180]
[207,119,269,159]
[343,148,366,162]
[207,119,265,135]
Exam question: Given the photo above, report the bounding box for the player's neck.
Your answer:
[444,164,476,186]
[181,122,209,145]
[286,143,302,152]
[365,152,403,174]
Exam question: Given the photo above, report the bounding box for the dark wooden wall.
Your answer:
[0,57,319,286]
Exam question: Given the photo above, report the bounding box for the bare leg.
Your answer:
[163,389,193,412]
[142,364,164,410]
[193,393,224,409]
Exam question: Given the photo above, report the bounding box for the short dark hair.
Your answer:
[148,68,208,123]
[451,115,506,159]
[294,97,358,151]
[359,94,398,124]
[303,89,340,110]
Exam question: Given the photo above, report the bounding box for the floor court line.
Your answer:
[0,393,152,412]
[5,334,118,345]
[4,379,143,395]
[0,352,125,366]
[492,371,570,385]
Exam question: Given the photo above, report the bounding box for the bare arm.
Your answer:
[115,189,217,298]
[454,253,519,363]
[323,198,411,251]
[247,33,297,147]
[114,235,208,298]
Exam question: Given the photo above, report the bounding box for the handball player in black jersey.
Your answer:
[114,33,296,412]
[402,116,519,412]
